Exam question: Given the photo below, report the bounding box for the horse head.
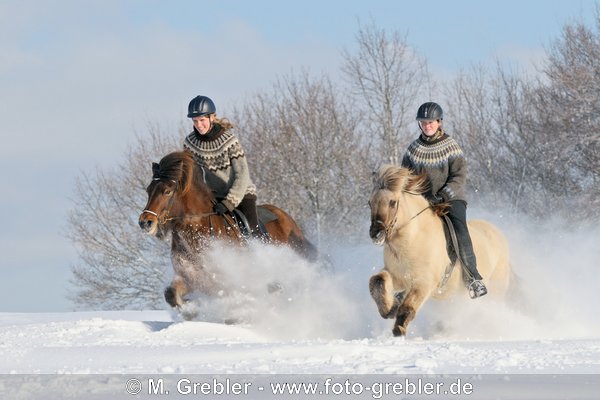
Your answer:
[368,165,429,245]
[138,151,198,236]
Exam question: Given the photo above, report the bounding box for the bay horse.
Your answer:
[368,165,512,336]
[138,151,318,312]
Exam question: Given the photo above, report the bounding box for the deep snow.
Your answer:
[1,310,599,375]
[1,217,598,398]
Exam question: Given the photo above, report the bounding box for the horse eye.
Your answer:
[389,200,397,208]
[164,189,173,196]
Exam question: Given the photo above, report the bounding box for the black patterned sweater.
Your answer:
[401,132,467,203]
[183,124,256,209]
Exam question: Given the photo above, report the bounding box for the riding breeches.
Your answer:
[237,194,260,234]
[446,200,482,281]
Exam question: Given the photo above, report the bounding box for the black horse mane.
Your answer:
[155,151,215,200]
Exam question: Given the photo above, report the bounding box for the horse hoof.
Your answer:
[164,287,180,308]
[392,326,406,337]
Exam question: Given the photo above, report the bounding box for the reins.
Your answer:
[381,193,463,293]
[141,177,182,225]
[141,177,240,234]
[389,205,431,234]
[384,203,432,239]
[382,200,458,292]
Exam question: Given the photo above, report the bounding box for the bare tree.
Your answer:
[238,71,371,246]
[444,64,547,215]
[443,65,497,202]
[341,21,431,166]
[445,11,600,221]
[67,124,185,309]
[67,14,600,311]
[527,15,600,219]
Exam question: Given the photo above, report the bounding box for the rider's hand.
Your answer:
[214,202,230,215]
[428,193,444,205]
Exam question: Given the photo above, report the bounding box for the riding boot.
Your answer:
[447,201,487,298]
[237,194,266,240]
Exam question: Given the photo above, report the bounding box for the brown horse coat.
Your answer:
[139,151,317,310]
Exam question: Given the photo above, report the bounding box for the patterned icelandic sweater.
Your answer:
[183,124,256,209]
[401,132,467,203]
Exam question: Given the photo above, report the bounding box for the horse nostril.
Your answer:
[369,220,384,238]
[369,224,378,238]
[139,218,154,231]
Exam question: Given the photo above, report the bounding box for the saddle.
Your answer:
[230,206,277,240]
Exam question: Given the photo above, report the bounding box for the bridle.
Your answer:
[377,194,432,241]
[141,177,237,232]
[141,177,181,225]
[373,192,458,292]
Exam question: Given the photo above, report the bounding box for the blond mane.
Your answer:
[373,164,430,195]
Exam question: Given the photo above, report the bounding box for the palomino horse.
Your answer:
[139,151,318,311]
[368,165,512,336]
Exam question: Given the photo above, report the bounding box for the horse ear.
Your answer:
[152,162,160,178]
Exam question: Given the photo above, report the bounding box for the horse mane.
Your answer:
[155,151,215,200]
[373,165,450,216]
[373,164,429,195]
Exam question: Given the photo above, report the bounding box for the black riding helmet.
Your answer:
[416,102,443,121]
[187,95,216,118]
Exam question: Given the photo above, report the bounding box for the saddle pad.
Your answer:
[257,205,278,224]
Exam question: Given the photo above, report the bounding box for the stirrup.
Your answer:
[468,280,488,299]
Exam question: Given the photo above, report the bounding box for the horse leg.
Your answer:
[392,288,426,337]
[164,276,189,308]
[369,270,403,319]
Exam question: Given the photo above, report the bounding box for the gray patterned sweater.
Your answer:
[401,132,467,203]
[183,124,256,209]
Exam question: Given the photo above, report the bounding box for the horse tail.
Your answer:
[289,231,317,260]
[289,233,335,272]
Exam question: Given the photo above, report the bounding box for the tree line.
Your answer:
[67,17,600,309]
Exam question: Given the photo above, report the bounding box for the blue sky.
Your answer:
[1,0,597,311]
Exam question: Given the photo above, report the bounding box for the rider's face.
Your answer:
[418,119,441,136]
[192,115,212,134]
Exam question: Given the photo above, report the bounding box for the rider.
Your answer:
[183,95,263,239]
[401,102,488,298]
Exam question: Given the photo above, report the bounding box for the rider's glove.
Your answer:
[428,193,445,205]
[214,202,230,215]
